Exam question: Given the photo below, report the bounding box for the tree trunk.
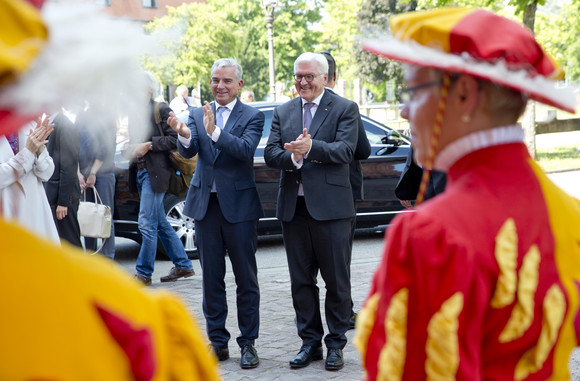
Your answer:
[523,1,537,31]
[522,0,538,159]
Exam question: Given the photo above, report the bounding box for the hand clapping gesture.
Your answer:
[202,101,216,136]
[25,115,53,156]
[284,128,311,162]
[167,111,190,138]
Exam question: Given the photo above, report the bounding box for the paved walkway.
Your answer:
[118,234,384,381]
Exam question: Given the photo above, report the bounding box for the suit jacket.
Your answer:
[128,101,177,194]
[264,90,359,222]
[45,112,80,208]
[395,145,447,201]
[326,88,371,201]
[177,98,264,223]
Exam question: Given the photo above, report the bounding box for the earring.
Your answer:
[461,114,471,123]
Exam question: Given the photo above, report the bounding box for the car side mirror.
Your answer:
[381,130,402,146]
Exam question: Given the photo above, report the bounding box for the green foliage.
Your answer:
[317,0,362,81]
[143,0,322,102]
[535,1,580,81]
[354,0,418,87]
[536,144,580,171]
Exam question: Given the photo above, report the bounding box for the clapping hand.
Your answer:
[25,115,53,155]
[167,111,190,138]
[202,101,216,136]
[284,128,311,162]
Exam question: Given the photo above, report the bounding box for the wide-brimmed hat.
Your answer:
[362,7,576,113]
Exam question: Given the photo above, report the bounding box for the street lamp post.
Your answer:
[261,0,277,101]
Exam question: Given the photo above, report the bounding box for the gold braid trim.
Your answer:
[377,288,408,381]
[514,284,566,380]
[491,218,518,308]
[416,73,450,205]
[499,245,541,342]
[425,292,464,380]
[354,292,381,380]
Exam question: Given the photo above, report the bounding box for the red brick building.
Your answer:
[95,0,203,23]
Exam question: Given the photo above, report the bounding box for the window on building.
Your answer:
[142,0,157,8]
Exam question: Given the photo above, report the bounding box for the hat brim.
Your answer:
[363,36,576,114]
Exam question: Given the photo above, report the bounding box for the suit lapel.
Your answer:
[214,100,243,161]
[223,100,243,134]
[308,91,332,138]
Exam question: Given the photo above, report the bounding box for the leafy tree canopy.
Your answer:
[143,0,322,102]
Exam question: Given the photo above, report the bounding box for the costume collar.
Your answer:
[434,125,524,171]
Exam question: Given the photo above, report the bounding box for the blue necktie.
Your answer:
[303,102,314,132]
[216,106,226,129]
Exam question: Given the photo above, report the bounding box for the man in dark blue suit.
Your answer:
[264,52,359,371]
[167,58,264,370]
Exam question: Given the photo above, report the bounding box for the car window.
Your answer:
[363,117,391,144]
[259,108,274,146]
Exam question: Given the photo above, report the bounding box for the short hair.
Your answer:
[143,71,160,99]
[176,85,188,96]
[211,57,243,82]
[427,67,528,122]
[242,89,254,98]
[318,52,336,81]
[294,52,328,75]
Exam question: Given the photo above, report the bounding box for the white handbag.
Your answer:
[78,187,112,239]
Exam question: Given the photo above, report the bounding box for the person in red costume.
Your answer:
[0,0,219,379]
[354,7,580,380]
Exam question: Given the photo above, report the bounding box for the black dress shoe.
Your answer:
[289,345,323,368]
[240,344,259,369]
[325,348,344,370]
[210,344,229,361]
[348,311,358,330]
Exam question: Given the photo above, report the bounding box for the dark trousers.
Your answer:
[282,197,352,349]
[51,199,82,248]
[195,194,260,348]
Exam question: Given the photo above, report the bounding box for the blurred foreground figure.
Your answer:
[0,219,219,381]
[0,117,58,243]
[354,8,580,380]
[0,0,219,379]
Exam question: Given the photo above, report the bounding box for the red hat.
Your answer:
[362,8,576,113]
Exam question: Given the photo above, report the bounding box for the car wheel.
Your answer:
[163,194,198,259]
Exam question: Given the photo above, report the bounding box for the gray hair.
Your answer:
[143,71,160,99]
[294,52,328,75]
[175,84,188,96]
[211,58,243,82]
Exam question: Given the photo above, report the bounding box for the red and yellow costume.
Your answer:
[0,220,219,380]
[355,129,580,380]
[356,8,580,380]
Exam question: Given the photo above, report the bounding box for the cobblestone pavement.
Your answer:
[118,232,386,381]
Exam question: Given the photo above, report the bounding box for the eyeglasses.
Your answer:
[397,80,443,103]
[293,73,323,82]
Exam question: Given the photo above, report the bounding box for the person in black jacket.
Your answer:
[45,111,82,248]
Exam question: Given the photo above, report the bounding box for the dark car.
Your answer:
[113,102,411,258]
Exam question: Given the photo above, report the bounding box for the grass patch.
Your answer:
[536,145,580,172]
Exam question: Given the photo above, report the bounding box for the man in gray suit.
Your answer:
[168,57,264,370]
[264,52,359,371]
